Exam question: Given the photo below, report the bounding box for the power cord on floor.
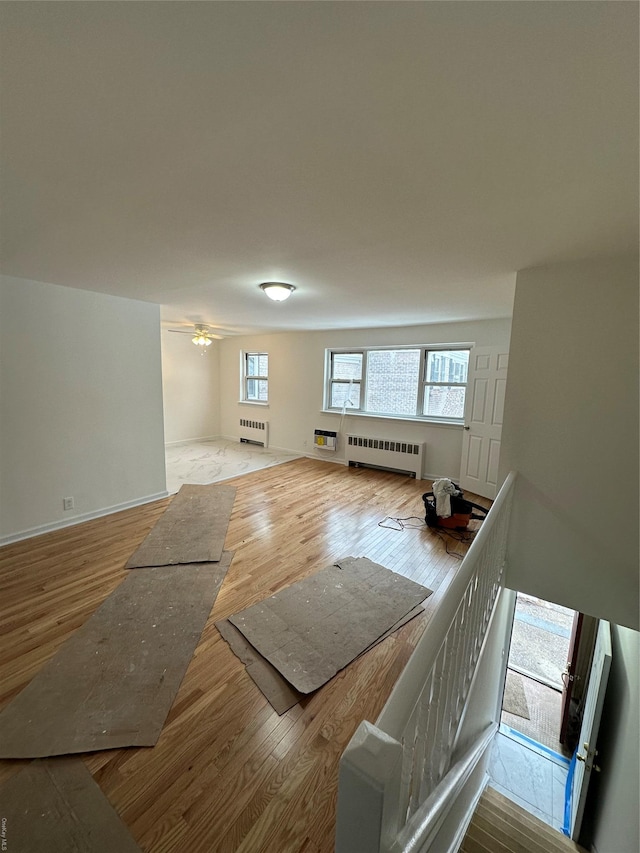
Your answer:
[378,515,479,559]
[378,516,425,531]
[432,527,478,559]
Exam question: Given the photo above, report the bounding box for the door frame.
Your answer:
[560,612,584,745]
[569,619,612,841]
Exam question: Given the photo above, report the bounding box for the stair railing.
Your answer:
[335,471,516,853]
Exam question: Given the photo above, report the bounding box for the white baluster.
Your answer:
[337,474,517,853]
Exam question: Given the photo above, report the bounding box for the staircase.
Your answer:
[461,786,588,853]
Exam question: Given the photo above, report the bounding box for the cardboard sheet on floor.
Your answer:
[228,556,432,695]
[0,553,233,758]
[217,602,425,714]
[0,758,142,852]
[216,618,304,714]
[125,483,236,568]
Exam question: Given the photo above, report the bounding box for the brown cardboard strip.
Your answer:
[216,618,304,714]
[0,758,142,852]
[0,553,232,758]
[228,556,432,694]
[217,602,424,714]
[126,483,236,568]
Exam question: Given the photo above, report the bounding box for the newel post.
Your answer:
[335,720,403,853]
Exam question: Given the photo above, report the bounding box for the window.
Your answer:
[422,349,469,420]
[243,352,268,402]
[329,352,362,409]
[325,346,470,422]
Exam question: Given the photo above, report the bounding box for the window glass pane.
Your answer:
[246,379,269,401]
[365,349,420,415]
[423,385,466,419]
[330,382,360,409]
[332,353,362,380]
[426,350,469,384]
[247,353,268,377]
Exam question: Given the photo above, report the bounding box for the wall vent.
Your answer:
[239,419,269,448]
[345,434,424,479]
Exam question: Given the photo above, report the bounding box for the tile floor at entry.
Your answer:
[489,725,570,833]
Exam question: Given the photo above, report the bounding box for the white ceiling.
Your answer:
[1,2,637,335]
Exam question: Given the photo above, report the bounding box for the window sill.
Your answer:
[238,401,270,407]
[320,410,463,428]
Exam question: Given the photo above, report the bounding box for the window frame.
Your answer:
[242,351,269,404]
[324,344,471,424]
[421,348,470,421]
[328,350,365,411]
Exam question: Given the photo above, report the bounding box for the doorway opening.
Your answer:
[488,593,577,832]
[491,594,606,840]
[502,592,575,758]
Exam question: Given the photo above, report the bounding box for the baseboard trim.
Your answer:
[305,452,346,466]
[165,435,220,448]
[220,435,305,457]
[0,490,169,547]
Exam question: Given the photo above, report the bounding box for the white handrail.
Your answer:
[392,722,498,853]
[336,471,516,853]
[378,470,516,737]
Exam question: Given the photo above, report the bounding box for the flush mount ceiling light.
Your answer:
[259,282,296,302]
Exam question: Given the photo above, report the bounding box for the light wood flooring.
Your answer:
[0,458,486,853]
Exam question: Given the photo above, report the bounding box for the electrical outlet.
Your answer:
[63,497,74,511]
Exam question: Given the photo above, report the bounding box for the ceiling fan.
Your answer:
[167,324,224,348]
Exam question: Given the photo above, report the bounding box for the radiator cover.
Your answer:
[345,434,424,479]
[239,418,269,448]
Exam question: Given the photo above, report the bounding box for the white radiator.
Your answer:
[345,434,424,480]
[239,418,269,448]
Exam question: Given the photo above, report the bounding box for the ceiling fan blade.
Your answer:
[167,328,224,340]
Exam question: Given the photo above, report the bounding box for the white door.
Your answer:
[570,619,612,841]
[459,346,509,499]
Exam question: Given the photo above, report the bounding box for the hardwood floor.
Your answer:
[0,458,484,852]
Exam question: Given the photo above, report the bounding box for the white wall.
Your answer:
[499,256,639,630]
[161,328,219,444]
[587,625,639,853]
[457,587,517,751]
[218,319,511,480]
[0,276,167,541]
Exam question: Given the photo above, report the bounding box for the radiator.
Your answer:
[345,434,424,479]
[239,418,269,448]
